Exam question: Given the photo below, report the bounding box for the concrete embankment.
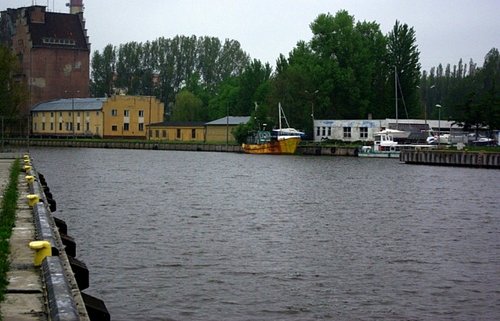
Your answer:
[400,150,500,169]
[6,138,359,156]
[0,154,109,320]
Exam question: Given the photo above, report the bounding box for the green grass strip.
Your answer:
[0,158,21,307]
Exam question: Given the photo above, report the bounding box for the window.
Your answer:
[124,110,130,117]
[68,112,72,116]
[322,127,326,136]
[77,112,80,117]
[112,125,118,131]
[343,127,351,138]
[327,127,332,136]
[59,123,62,130]
[139,110,144,117]
[191,129,196,139]
[123,123,129,131]
[50,112,54,117]
[96,111,100,116]
[41,123,45,130]
[59,112,62,117]
[155,130,159,138]
[162,130,167,138]
[50,123,54,130]
[111,109,117,116]
[316,127,320,136]
[86,122,90,131]
[176,129,181,139]
[360,127,368,139]
[139,123,144,131]
[77,123,81,131]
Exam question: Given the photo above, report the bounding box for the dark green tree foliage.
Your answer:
[419,47,500,133]
[387,21,421,118]
[0,45,27,130]
[90,35,250,120]
[90,44,116,97]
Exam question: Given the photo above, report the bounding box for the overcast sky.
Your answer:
[2,0,499,71]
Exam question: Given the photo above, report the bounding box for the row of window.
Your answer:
[111,123,144,131]
[34,122,91,131]
[111,109,144,117]
[34,111,99,117]
[149,129,198,139]
[316,126,369,138]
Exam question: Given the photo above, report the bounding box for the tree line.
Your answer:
[1,10,498,138]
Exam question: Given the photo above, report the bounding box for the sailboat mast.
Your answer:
[278,103,282,130]
[395,66,398,130]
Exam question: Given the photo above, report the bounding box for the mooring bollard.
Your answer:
[26,194,40,207]
[29,240,52,266]
[26,175,35,183]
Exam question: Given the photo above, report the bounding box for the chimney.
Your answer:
[67,0,83,14]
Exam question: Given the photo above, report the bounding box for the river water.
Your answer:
[29,147,499,321]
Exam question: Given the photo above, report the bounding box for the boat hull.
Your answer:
[242,137,301,154]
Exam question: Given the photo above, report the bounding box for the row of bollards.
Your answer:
[23,155,110,321]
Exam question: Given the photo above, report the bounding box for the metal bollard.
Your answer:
[29,240,52,266]
[26,194,40,207]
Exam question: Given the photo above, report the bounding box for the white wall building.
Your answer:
[313,118,461,142]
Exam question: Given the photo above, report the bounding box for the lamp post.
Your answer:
[305,89,319,139]
[226,103,229,148]
[65,90,79,137]
[435,104,442,148]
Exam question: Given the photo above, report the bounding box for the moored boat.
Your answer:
[242,103,304,155]
[358,131,436,158]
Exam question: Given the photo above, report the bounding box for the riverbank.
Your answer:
[4,138,360,156]
[0,153,109,321]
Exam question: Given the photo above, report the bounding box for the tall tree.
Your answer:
[0,45,27,133]
[90,44,116,97]
[387,20,421,119]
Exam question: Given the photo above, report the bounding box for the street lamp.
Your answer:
[226,103,229,148]
[435,104,442,148]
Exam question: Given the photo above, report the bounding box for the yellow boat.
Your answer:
[242,131,301,154]
[242,103,303,154]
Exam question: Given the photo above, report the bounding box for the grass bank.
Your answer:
[0,159,21,308]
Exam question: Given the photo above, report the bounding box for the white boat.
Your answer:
[358,132,436,158]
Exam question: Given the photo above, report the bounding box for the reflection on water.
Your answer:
[30,147,500,321]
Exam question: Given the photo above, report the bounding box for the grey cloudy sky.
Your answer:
[2,0,499,71]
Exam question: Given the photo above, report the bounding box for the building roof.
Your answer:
[28,8,89,50]
[206,116,250,126]
[31,98,107,111]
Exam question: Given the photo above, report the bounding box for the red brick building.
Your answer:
[0,2,90,114]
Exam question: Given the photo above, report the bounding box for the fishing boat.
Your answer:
[242,103,304,154]
[358,130,436,158]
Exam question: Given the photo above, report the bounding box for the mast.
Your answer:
[395,66,398,130]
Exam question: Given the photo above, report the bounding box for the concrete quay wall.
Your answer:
[1,155,109,320]
[6,139,359,156]
[400,150,500,169]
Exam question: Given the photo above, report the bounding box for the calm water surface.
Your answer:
[29,147,499,321]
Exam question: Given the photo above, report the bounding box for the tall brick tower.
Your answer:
[0,2,90,112]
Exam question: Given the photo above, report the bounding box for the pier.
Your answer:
[0,154,109,320]
[400,150,500,169]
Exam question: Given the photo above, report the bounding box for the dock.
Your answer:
[400,150,500,169]
[0,153,109,320]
